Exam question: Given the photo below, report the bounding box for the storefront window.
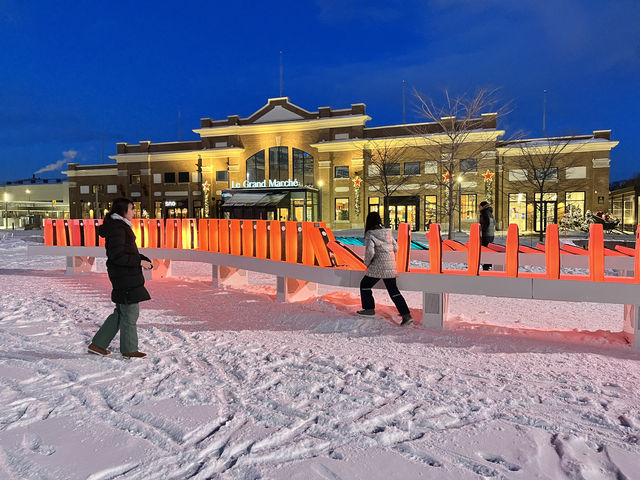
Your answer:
[508,193,527,232]
[164,172,176,183]
[460,158,477,173]
[368,197,380,213]
[246,150,265,182]
[269,147,289,181]
[133,202,142,218]
[335,198,349,221]
[565,192,585,217]
[154,201,163,219]
[178,172,190,183]
[623,193,635,231]
[460,194,477,221]
[424,195,437,225]
[293,148,314,186]
[216,170,228,182]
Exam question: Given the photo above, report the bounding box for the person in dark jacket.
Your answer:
[357,211,413,326]
[88,198,152,358]
[479,201,495,271]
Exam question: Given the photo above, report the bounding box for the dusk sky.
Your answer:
[1,0,638,182]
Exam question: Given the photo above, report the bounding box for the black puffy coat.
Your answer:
[99,215,151,304]
[479,206,496,239]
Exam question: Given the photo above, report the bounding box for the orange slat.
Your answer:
[396,223,411,273]
[545,224,560,279]
[588,223,605,282]
[467,223,481,275]
[268,221,282,261]
[429,223,442,274]
[505,223,519,277]
[198,219,209,251]
[68,219,83,246]
[443,239,467,251]
[229,220,242,255]
[149,219,164,248]
[302,222,316,266]
[285,221,299,263]
[327,241,367,270]
[242,220,255,257]
[308,225,335,267]
[254,220,267,259]
[207,219,219,252]
[43,219,54,245]
[218,220,230,254]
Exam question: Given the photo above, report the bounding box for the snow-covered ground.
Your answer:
[0,231,639,479]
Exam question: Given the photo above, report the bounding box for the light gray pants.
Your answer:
[92,303,140,354]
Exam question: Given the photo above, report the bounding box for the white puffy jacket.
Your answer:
[364,227,398,279]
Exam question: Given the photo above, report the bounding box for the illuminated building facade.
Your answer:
[66,98,617,232]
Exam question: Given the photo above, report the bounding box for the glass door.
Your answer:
[534,193,557,232]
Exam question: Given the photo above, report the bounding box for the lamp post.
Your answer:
[25,189,31,225]
[457,176,462,233]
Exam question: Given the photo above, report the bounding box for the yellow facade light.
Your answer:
[317,180,324,187]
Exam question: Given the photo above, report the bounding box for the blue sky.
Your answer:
[1,0,638,181]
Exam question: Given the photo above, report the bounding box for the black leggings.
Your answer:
[359,275,410,316]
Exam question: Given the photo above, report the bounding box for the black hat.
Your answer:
[479,201,489,207]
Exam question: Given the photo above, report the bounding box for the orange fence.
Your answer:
[43,219,640,284]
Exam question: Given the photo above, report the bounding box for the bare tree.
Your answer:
[362,139,414,228]
[503,136,588,240]
[411,88,507,239]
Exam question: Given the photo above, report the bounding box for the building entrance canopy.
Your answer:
[221,187,319,222]
[222,192,287,207]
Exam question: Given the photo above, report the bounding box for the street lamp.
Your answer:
[457,176,463,233]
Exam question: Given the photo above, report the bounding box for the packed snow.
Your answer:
[0,231,639,479]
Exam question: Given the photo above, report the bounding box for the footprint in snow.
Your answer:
[478,452,521,472]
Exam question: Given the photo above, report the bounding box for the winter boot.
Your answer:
[356,309,375,317]
[122,351,147,358]
[88,343,111,356]
[400,314,413,326]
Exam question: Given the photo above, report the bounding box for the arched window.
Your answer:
[246,150,265,183]
[293,148,314,186]
[269,147,289,181]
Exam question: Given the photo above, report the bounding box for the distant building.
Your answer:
[0,176,69,229]
[65,97,618,232]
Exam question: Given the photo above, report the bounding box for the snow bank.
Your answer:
[0,233,639,478]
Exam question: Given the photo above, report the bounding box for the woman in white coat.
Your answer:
[357,211,413,326]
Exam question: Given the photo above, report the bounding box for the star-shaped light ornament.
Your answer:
[202,180,211,193]
[352,176,362,188]
[442,172,451,182]
[482,170,494,182]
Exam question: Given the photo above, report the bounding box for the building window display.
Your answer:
[404,162,420,175]
[164,172,176,183]
[246,150,265,183]
[335,166,349,178]
[292,148,314,186]
[508,193,527,232]
[565,192,585,217]
[623,193,635,231]
[424,195,437,225]
[368,197,380,213]
[216,170,228,182]
[269,147,289,181]
[335,198,349,221]
[178,172,190,183]
[460,194,477,221]
[130,174,141,184]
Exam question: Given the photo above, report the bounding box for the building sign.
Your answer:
[164,200,177,207]
[231,179,300,189]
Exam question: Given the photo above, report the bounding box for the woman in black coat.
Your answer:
[88,198,152,358]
